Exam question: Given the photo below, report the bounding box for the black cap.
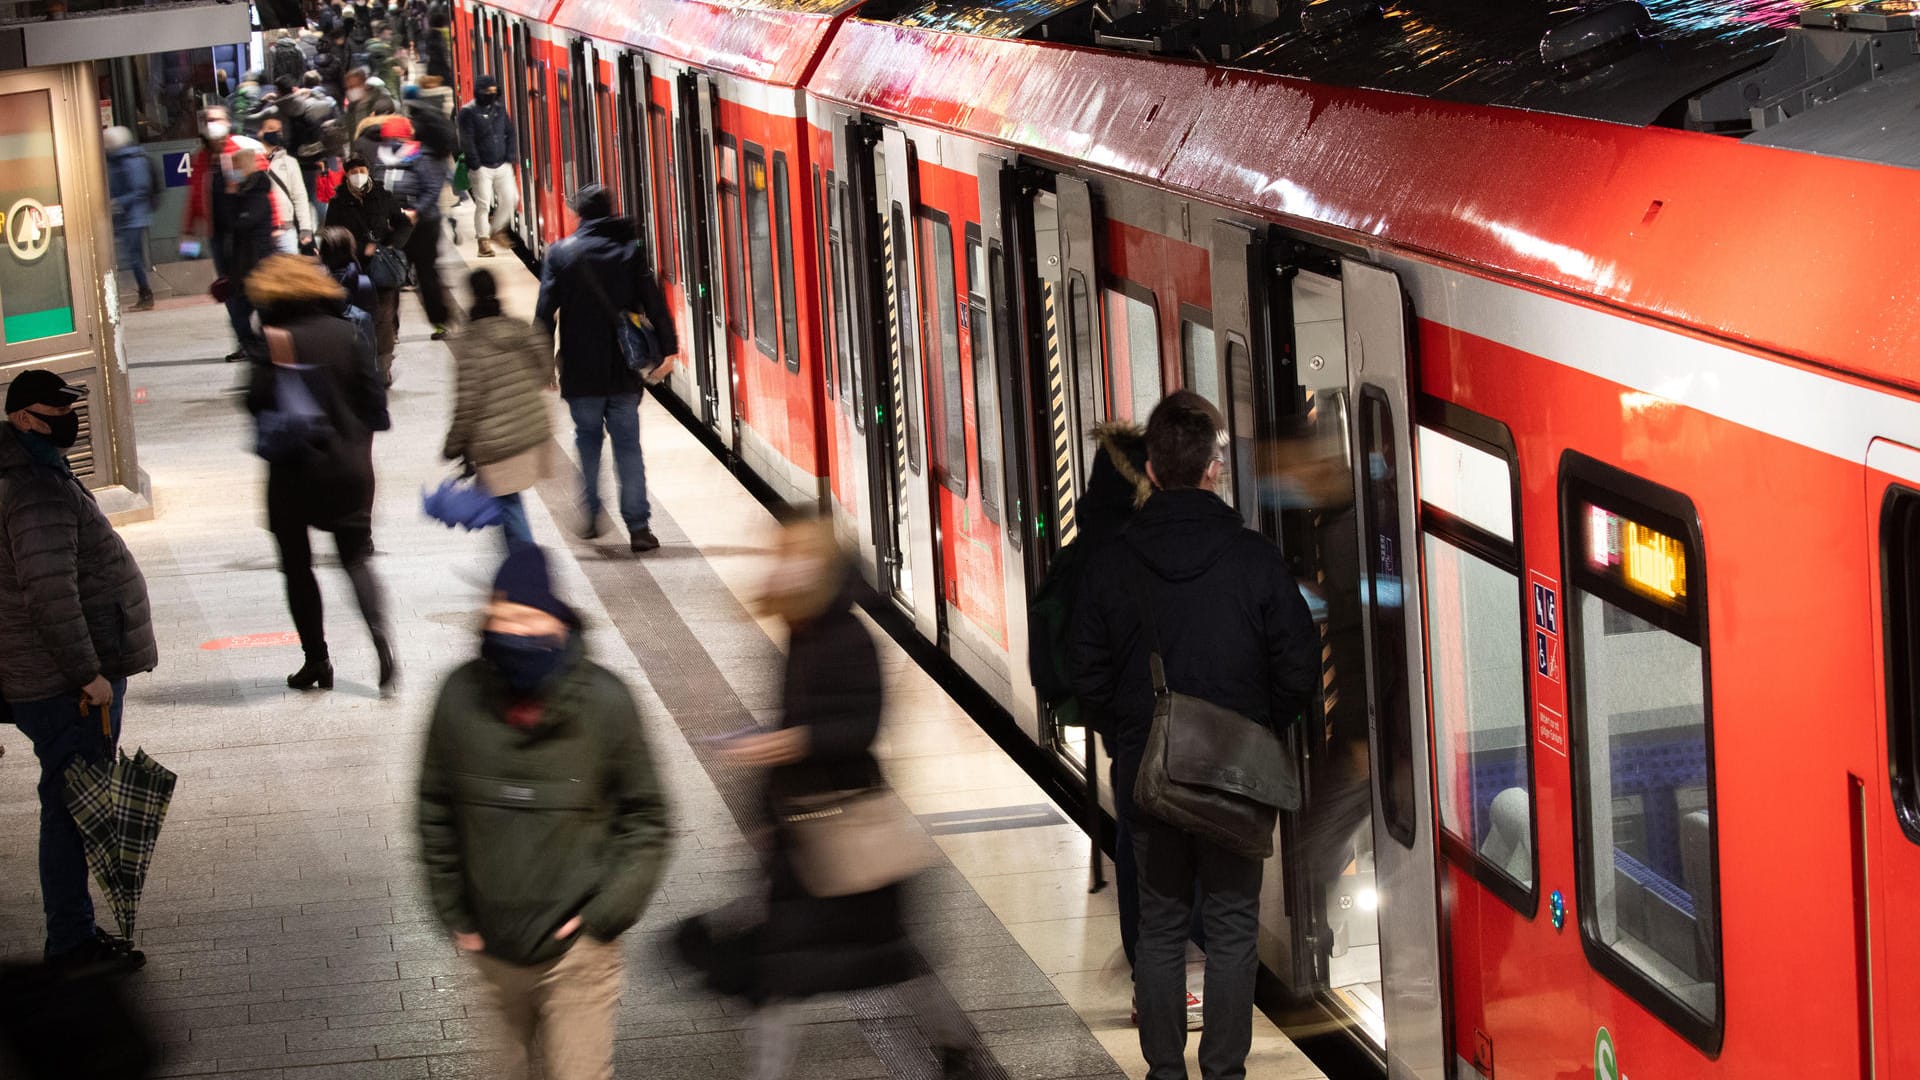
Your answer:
[5,369,86,414]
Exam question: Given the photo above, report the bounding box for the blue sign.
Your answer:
[1532,581,1558,634]
[163,151,194,188]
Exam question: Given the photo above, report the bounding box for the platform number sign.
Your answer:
[163,151,194,188]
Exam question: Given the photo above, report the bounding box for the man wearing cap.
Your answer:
[417,544,671,1080]
[0,370,157,971]
[535,184,678,553]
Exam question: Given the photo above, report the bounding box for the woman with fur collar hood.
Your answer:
[244,255,396,696]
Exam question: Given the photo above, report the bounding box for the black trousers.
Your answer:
[403,214,452,328]
[272,523,387,660]
[1133,819,1262,1080]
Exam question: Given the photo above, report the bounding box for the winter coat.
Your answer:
[423,28,452,81]
[755,581,916,998]
[344,86,394,138]
[265,150,315,240]
[179,135,241,239]
[319,177,413,262]
[106,144,153,232]
[1069,487,1321,794]
[443,314,553,467]
[458,80,515,168]
[216,172,276,285]
[417,633,672,966]
[394,146,451,218]
[535,216,679,399]
[0,426,158,704]
[244,257,389,534]
[406,102,459,158]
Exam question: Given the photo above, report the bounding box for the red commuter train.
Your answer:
[445,0,1920,1075]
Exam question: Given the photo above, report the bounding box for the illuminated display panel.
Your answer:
[1583,502,1689,614]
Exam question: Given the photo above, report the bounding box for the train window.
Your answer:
[1068,272,1102,432]
[719,137,745,339]
[1562,452,1721,1049]
[918,211,965,496]
[813,167,831,397]
[967,229,1000,525]
[1181,317,1218,410]
[1887,487,1920,844]
[1419,411,1534,909]
[557,68,574,195]
[647,106,675,283]
[1102,284,1160,422]
[1359,388,1417,848]
[839,182,864,434]
[989,242,1016,546]
[890,203,923,473]
[774,152,799,374]
[744,144,777,360]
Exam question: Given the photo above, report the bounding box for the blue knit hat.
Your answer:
[492,546,576,626]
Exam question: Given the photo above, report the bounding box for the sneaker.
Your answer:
[430,325,449,341]
[477,239,494,258]
[630,527,660,553]
[224,348,246,363]
[1128,990,1203,1030]
[132,293,155,312]
[47,929,144,974]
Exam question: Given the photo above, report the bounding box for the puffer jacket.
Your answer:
[443,313,553,467]
[417,633,672,965]
[0,426,158,703]
[458,78,515,169]
[106,144,153,231]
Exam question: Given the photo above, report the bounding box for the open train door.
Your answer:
[675,69,735,447]
[827,111,884,587]
[1342,259,1447,1080]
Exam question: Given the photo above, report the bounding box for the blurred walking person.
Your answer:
[102,126,155,311]
[0,369,157,971]
[321,156,412,381]
[243,255,395,696]
[178,107,259,360]
[717,515,986,1080]
[443,269,554,552]
[535,184,676,553]
[214,145,277,363]
[457,74,516,257]
[417,545,672,1080]
[392,109,455,342]
[255,115,315,254]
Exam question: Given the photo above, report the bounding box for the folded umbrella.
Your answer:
[422,475,504,531]
[63,713,177,942]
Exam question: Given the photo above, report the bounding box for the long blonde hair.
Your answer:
[756,515,848,624]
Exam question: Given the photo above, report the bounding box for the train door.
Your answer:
[1867,439,1920,1078]
[675,69,735,446]
[507,20,541,251]
[616,51,651,262]
[828,112,884,588]
[871,125,940,642]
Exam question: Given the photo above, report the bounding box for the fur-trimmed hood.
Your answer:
[246,254,347,310]
[1079,422,1150,542]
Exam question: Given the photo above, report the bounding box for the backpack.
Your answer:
[1026,540,1089,727]
[270,37,307,83]
[253,328,341,467]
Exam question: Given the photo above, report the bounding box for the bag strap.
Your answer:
[1123,546,1170,696]
[576,250,654,331]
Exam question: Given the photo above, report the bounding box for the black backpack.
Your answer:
[270,37,306,83]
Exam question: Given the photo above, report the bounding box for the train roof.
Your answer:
[810,19,1920,389]
[548,0,859,84]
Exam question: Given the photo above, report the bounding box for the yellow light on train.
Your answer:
[1586,503,1687,609]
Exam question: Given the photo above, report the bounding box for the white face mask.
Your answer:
[204,120,230,141]
[347,172,371,192]
[347,86,366,103]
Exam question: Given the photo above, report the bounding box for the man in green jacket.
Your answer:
[417,545,671,1080]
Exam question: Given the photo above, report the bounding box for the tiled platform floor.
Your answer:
[0,237,1324,1080]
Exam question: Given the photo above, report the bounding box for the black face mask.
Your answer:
[37,412,79,449]
[481,630,568,695]
[260,130,284,148]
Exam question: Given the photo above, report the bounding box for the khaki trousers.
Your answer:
[466,935,623,1080]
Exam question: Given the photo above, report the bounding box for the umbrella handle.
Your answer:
[98,703,111,740]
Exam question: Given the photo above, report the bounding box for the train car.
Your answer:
[441,0,1920,1073]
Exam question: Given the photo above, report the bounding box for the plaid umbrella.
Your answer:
[63,709,177,941]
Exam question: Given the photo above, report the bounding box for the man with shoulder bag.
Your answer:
[1070,390,1319,1080]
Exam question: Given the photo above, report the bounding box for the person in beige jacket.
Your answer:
[444,268,553,551]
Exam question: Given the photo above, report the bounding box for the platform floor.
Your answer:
[1,233,1325,1080]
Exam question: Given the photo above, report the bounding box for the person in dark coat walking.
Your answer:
[534,184,677,553]
[1070,390,1320,1080]
[215,146,277,363]
[457,74,516,257]
[392,119,456,341]
[717,516,983,1080]
[103,126,155,310]
[321,156,412,379]
[243,255,395,696]
[0,369,157,971]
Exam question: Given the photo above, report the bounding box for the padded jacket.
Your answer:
[535,215,678,399]
[443,313,553,467]
[0,426,157,703]
[457,80,515,169]
[417,635,672,965]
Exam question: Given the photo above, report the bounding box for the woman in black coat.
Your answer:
[719,517,984,1080]
[244,255,396,695]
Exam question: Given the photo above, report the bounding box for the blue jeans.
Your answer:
[566,393,649,530]
[495,491,533,551]
[10,679,127,956]
[116,225,150,295]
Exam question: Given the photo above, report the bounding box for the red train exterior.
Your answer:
[445,0,1920,1075]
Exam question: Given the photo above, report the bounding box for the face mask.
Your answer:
[481,630,568,694]
[347,172,370,191]
[204,120,230,141]
[347,86,366,103]
[479,91,496,103]
[260,130,284,148]
[224,166,248,186]
[30,412,80,450]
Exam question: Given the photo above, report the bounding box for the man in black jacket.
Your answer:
[322,156,413,380]
[457,74,516,257]
[0,370,158,972]
[1070,390,1318,1080]
[535,185,677,553]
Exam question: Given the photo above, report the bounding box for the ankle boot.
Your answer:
[133,290,154,311]
[373,631,397,697]
[288,653,334,690]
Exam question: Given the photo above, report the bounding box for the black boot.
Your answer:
[287,653,333,691]
[373,631,397,698]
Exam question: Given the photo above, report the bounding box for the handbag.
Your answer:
[1128,551,1299,861]
[778,787,933,898]
[579,259,665,377]
[366,246,410,290]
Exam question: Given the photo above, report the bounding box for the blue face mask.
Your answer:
[481,630,568,694]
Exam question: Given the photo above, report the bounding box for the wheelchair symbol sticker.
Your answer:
[5,198,54,263]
